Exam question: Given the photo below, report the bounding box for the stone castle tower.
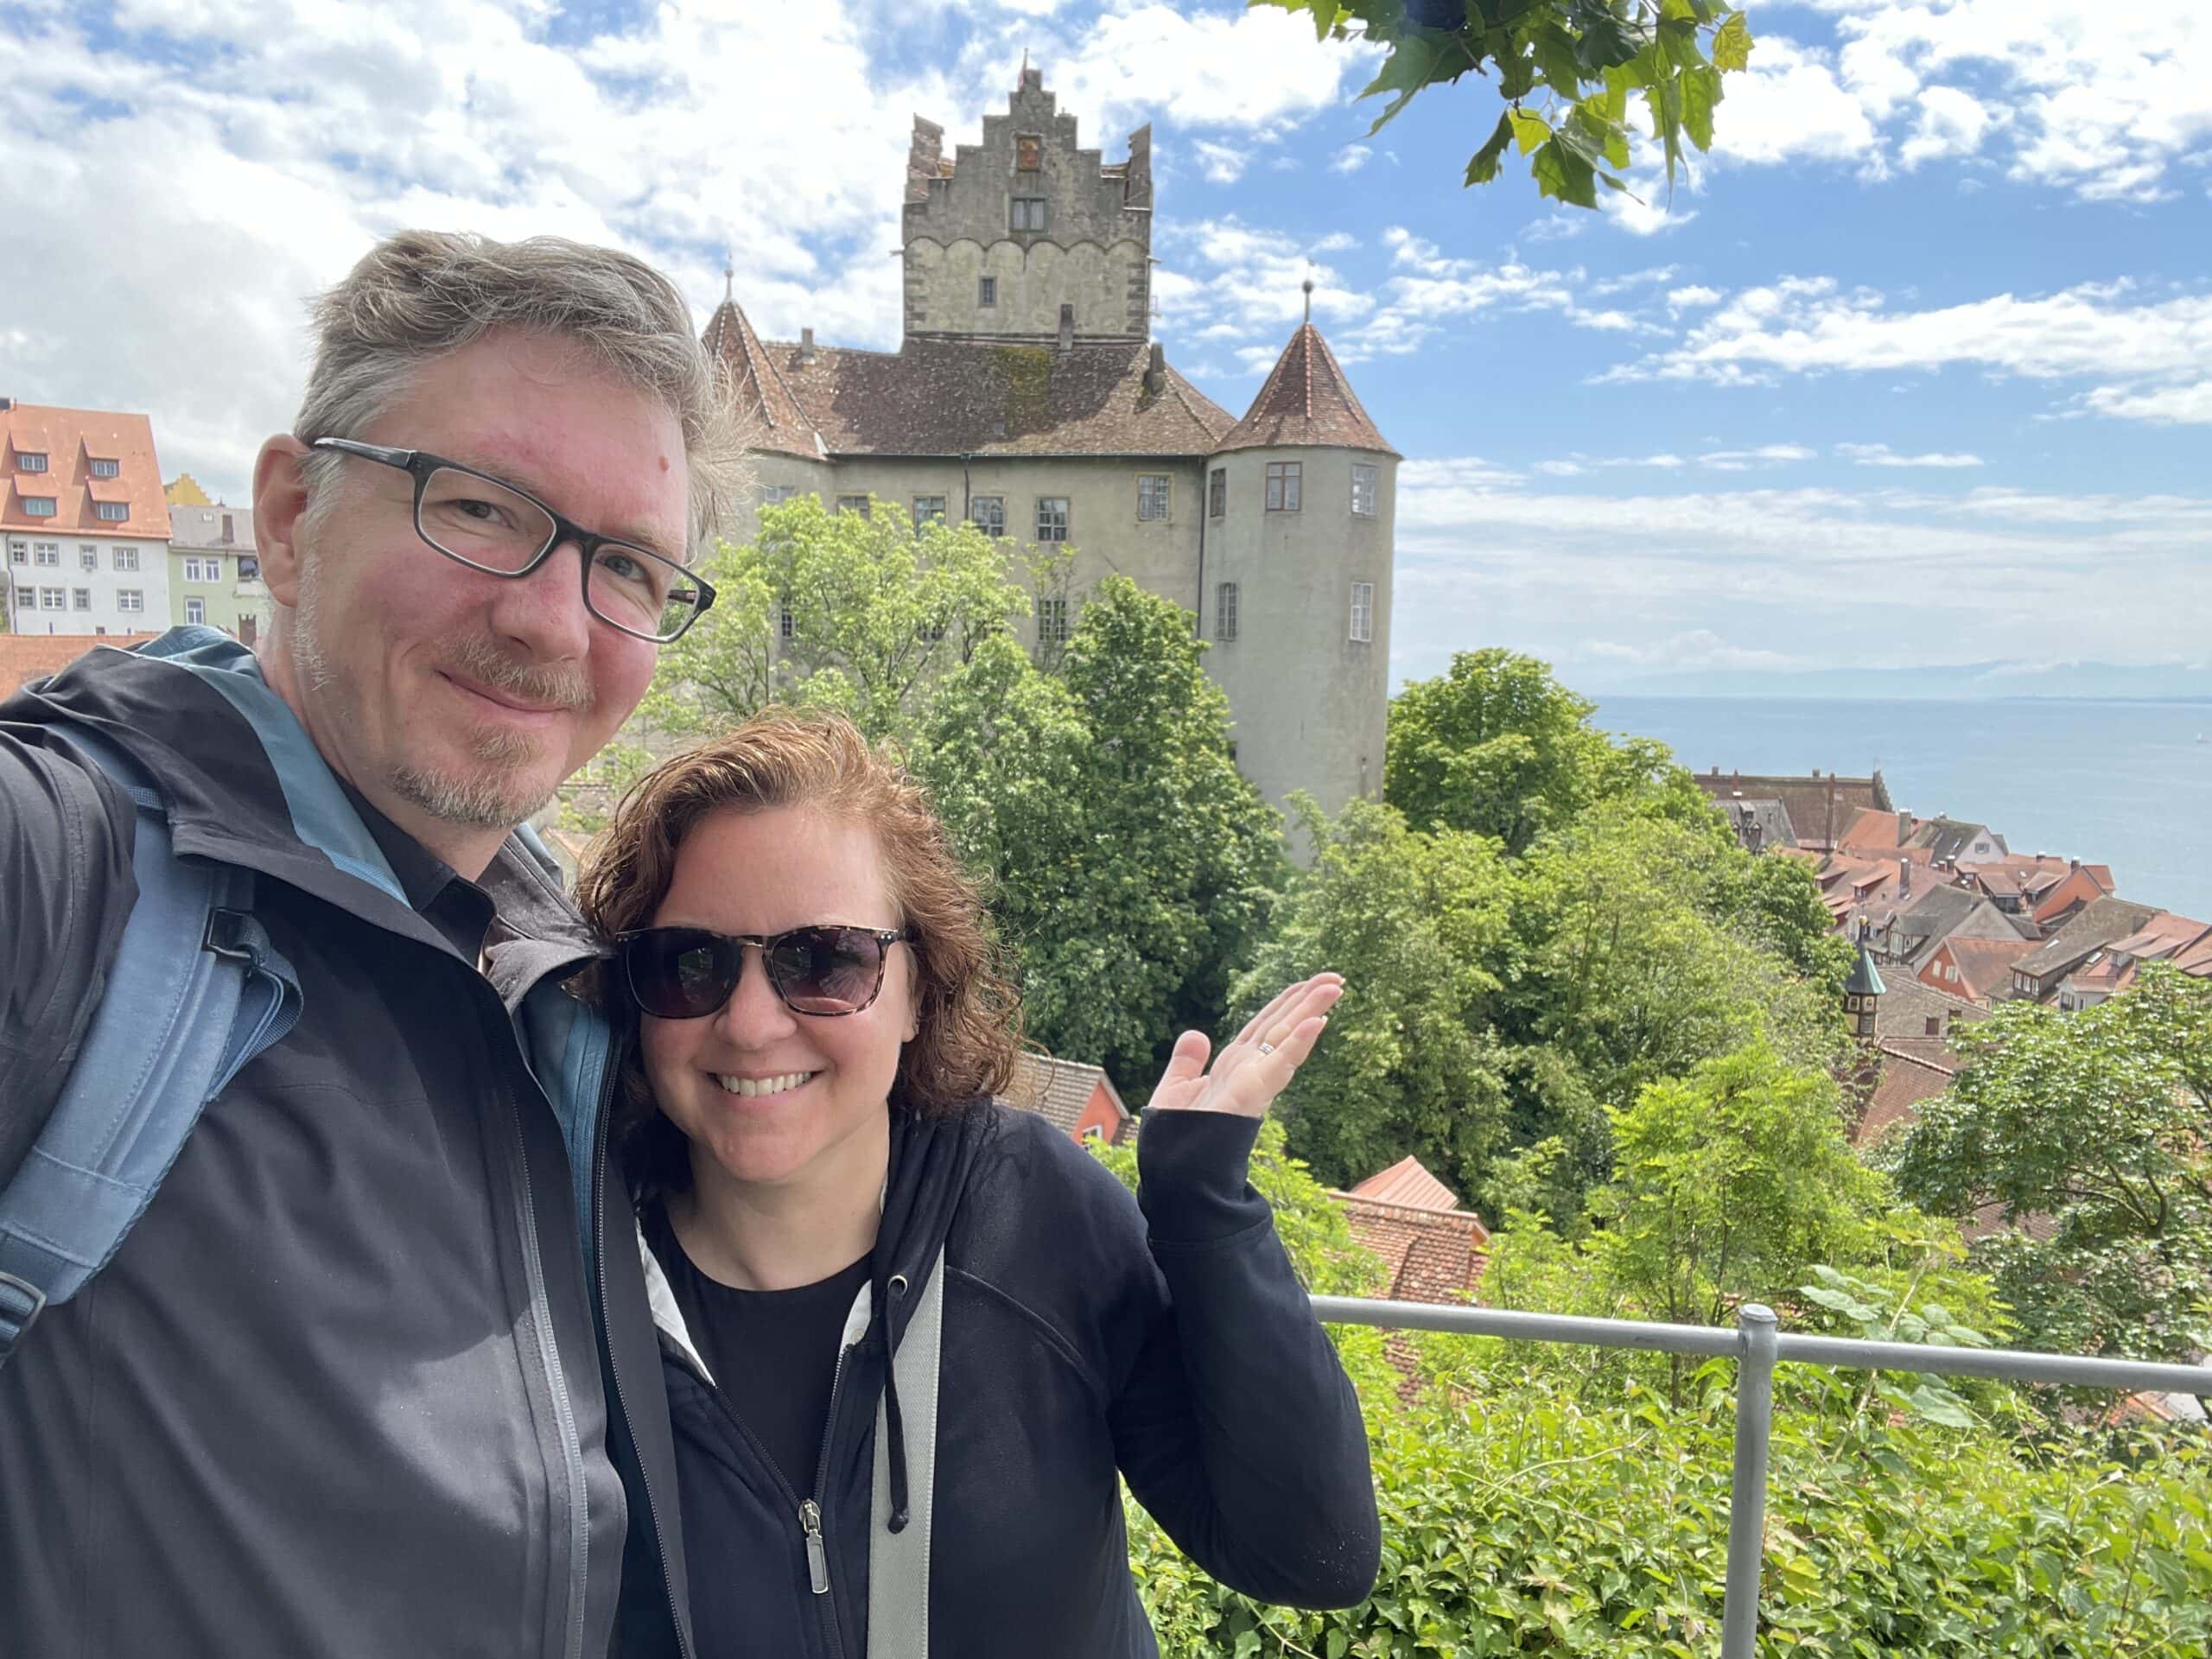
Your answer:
[706,67,1395,834]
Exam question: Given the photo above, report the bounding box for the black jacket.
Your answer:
[647,1098,1381,1659]
[0,635,690,1658]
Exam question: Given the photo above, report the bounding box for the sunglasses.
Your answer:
[616,924,915,1020]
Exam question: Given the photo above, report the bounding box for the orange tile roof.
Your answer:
[3,403,172,543]
[1837,806,1910,851]
[1213,324,1396,456]
[1855,1045,1956,1147]
[1348,1154,1461,1211]
[1930,935,2041,1002]
[0,632,162,695]
[1330,1192,1490,1306]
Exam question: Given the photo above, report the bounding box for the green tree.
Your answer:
[1261,0,1756,208]
[643,494,1037,742]
[1233,795,1515,1195]
[916,578,1287,1095]
[1385,647,1704,853]
[1888,963,2212,1363]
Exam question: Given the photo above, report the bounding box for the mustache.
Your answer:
[438,633,596,715]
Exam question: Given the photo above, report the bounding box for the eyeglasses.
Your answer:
[616,924,915,1020]
[309,437,716,643]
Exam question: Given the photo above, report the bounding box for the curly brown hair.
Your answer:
[575,710,1022,1198]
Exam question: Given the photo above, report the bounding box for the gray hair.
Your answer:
[295,230,744,553]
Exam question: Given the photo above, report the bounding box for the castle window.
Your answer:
[40,586,65,610]
[836,495,871,518]
[96,501,130,522]
[114,545,139,571]
[186,597,207,626]
[33,542,58,567]
[1035,497,1069,543]
[72,588,90,611]
[1351,463,1378,517]
[1137,474,1170,521]
[11,587,30,611]
[779,603,796,641]
[1208,467,1225,518]
[16,451,47,473]
[1016,133,1043,173]
[1010,197,1048,232]
[1217,581,1238,642]
[760,484,798,505]
[1038,596,1069,644]
[1349,580,1374,643]
[970,496,1005,537]
[912,495,946,529]
[79,545,97,569]
[5,540,22,563]
[1265,461,1300,512]
[978,276,996,308]
[89,457,119,479]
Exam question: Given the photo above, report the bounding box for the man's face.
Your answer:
[280,329,688,842]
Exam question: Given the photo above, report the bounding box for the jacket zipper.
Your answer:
[694,1316,858,1659]
[504,1076,591,1659]
[592,1069,696,1659]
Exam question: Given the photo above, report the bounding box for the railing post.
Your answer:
[1720,1304,1779,1659]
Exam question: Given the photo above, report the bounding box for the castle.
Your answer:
[703,66,1397,823]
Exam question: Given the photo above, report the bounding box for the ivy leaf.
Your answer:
[1465,109,1516,184]
[1681,64,1722,152]
[1713,10,1755,73]
[1510,106,1553,155]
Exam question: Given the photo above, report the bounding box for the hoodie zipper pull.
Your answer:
[800,1499,830,1594]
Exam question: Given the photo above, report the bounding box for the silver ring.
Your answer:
[1256,1041,1276,1056]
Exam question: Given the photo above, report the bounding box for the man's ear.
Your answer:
[253,435,313,608]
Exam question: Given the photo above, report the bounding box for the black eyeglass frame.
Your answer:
[309,436,716,643]
[615,923,918,1020]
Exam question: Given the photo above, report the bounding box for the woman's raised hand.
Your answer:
[1146,974,1343,1119]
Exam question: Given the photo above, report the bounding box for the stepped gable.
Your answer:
[702,294,823,462]
[1213,324,1396,456]
[767,337,1234,457]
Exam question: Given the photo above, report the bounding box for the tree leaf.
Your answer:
[1465,109,1516,185]
[1510,107,1553,156]
[1532,21,1586,98]
[1532,135,1600,211]
[1713,10,1755,73]
[1360,35,1443,135]
[1681,65,1722,152]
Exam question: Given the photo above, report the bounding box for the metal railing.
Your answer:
[1311,1294,2211,1659]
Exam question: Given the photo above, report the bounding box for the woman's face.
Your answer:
[639,804,918,1196]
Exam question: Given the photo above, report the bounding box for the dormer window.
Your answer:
[15,451,47,473]
[88,457,119,478]
[1016,133,1043,172]
[94,500,130,522]
[21,496,55,517]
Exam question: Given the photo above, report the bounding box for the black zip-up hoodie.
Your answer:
[646,1096,1381,1658]
[0,634,691,1658]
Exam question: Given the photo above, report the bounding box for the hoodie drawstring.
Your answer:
[882,1272,911,1532]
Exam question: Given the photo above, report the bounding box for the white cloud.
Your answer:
[1899,85,2000,169]
[1332,228,1577,359]
[1331,144,1373,175]
[1584,631,1802,671]
[1711,35,1886,169]
[1668,284,1724,312]
[1602,275,2212,424]
[1154,216,1371,361]
[1837,442,1986,468]
[1699,444,1816,471]
[1190,139,1249,184]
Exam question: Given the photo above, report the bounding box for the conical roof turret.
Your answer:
[1214,322,1395,456]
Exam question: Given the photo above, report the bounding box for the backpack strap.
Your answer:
[868,1245,945,1659]
[0,725,303,1370]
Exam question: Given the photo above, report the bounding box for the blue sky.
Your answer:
[3,0,2208,689]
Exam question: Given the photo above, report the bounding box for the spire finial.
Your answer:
[723,255,734,303]
[1301,276,1314,324]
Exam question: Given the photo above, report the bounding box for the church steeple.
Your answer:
[1214,321,1396,457]
[702,290,822,462]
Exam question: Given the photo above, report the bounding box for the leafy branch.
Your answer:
[1260,0,1756,209]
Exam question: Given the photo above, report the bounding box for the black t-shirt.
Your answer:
[645,1202,872,1501]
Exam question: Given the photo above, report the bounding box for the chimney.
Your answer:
[1898,858,1911,897]
[1057,303,1075,354]
[2070,857,2081,873]
[1143,340,1166,394]
[1897,810,1911,844]
[799,327,817,365]
[0,397,11,411]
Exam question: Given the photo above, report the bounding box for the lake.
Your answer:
[1592,696,2212,921]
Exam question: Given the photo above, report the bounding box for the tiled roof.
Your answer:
[1856,1044,1956,1147]
[1909,817,2000,864]
[702,296,825,462]
[1349,1155,1461,1212]
[995,1051,1128,1138]
[1331,1192,1490,1306]
[2109,912,2212,962]
[2014,896,2165,982]
[3,403,172,542]
[1213,324,1395,457]
[1693,770,1891,848]
[1,632,162,695]
[1837,806,1910,852]
[1872,973,1985,1064]
[760,336,1236,458]
[1934,935,2039,1001]
[1719,798,1797,850]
